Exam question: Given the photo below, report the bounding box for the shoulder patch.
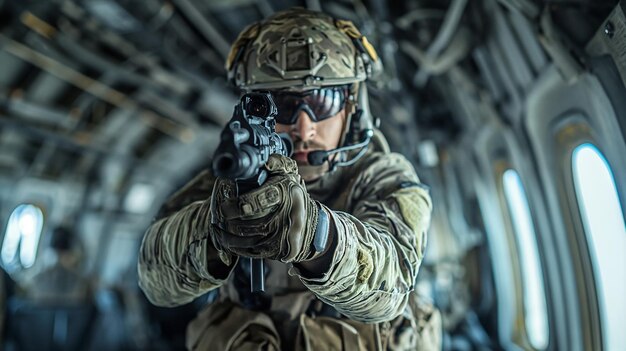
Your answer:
[391,187,432,259]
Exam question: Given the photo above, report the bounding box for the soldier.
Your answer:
[138,7,440,350]
[23,225,91,303]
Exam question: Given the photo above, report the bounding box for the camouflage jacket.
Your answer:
[138,134,432,326]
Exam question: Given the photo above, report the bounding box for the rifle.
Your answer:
[212,92,292,292]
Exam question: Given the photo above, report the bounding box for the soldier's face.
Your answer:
[276,109,345,181]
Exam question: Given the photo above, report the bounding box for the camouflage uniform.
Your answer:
[138,7,440,350]
[138,133,439,350]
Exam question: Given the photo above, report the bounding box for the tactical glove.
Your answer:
[210,154,329,263]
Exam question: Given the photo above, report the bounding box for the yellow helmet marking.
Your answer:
[335,19,378,62]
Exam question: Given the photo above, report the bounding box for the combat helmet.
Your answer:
[226,8,379,90]
[226,8,381,169]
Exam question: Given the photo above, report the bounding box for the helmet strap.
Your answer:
[338,83,358,147]
[327,83,374,172]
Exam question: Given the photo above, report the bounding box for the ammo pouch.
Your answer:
[296,314,374,350]
[186,300,280,351]
[406,295,442,351]
[186,295,441,351]
[187,303,372,351]
[297,293,442,351]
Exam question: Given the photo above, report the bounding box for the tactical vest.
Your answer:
[186,131,442,350]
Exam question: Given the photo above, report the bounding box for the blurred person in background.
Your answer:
[23,225,91,303]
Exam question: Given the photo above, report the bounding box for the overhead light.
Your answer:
[123,183,155,214]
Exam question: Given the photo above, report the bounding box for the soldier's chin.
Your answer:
[297,163,329,182]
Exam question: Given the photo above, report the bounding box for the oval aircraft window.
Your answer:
[572,143,626,350]
[1,204,45,269]
[503,170,549,349]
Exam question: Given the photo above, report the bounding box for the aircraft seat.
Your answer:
[6,297,97,351]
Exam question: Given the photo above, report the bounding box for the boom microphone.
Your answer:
[307,129,374,166]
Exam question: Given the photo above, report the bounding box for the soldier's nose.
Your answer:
[293,110,316,142]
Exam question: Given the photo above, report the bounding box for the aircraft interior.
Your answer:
[0,0,625,350]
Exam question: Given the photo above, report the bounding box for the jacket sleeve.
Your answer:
[137,170,237,307]
[298,153,432,323]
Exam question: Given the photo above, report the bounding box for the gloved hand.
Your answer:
[210,154,329,263]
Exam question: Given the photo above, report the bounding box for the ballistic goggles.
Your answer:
[272,86,349,125]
